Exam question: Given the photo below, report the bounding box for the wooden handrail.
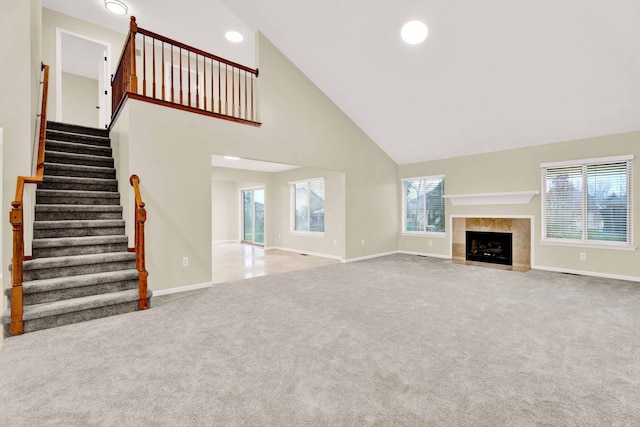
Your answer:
[9,63,49,335]
[129,174,149,310]
[136,26,259,76]
[111,16,260,126]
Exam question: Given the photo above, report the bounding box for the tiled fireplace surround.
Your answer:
[452,217,532,270]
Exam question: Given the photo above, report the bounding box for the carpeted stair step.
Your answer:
[44,151,114,168]
[21,252,137,281]
[45,130,110,147]
[35,205,123,221]
[47,121,109,138]
[39,176,118,192]
[32,235,129,258]
[36,189,120,205]
[43,162,116,179]
[33,219,125,239]
[3,270,139,306]
[1,289,152,335]
[45,139,112,157]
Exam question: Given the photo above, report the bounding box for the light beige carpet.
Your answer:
[1,254,639,426]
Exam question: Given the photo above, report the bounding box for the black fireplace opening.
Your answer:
[466,231,513,266]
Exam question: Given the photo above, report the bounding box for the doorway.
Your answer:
[56,29,111,129]
[241,188,265,245]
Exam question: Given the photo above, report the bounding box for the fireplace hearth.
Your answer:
[466,230,513,266]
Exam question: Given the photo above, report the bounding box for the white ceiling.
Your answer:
[43,0,640,165]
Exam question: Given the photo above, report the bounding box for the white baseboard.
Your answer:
[343,250,400,263]
[397,250,452,260]
[267,246,343,261]
[532,265,640,282]
[152,282,213,297]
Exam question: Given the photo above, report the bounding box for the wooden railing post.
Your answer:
[130,175,149,310]
[129,16,138,94]
[9,201,24,335]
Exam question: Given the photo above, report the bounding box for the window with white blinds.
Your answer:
[541,155,633,246]
[402,175,445,234]
[291,178,325,234]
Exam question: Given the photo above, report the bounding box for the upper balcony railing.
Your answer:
[112,17,260,127]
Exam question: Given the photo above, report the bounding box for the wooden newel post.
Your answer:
[9,202,24,335]
[130,175,148,310]
[129,16,138,94]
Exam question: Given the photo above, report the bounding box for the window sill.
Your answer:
[540,239,637,251]
[402,232,447,238]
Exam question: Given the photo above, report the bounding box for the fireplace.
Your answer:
[466,230,513,266]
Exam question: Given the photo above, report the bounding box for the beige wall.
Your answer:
[399,131,640,279]
[61,72,99,127]
[212,180,240,242]
[1,0,42,316]
[110,32,398,291]
[42,8,126,121]
[272,167,345,259]
[211,166,346,259]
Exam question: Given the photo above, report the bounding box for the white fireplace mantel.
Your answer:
[443,191,539,206]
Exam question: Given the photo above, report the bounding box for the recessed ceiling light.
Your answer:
[225,31,244,43]
[401,20,428,45]
[105,0,128,15]
[224,156,241,160]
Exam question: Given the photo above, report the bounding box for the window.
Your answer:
[402,175,445,234]
[291,178,325,234]
[541,155,633,246]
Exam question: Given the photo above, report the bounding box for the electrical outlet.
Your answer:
[428,240,433,247]
[361,238,365,245]
[182,257,189,266]
[333,239,337,246]
[579,252,586,261]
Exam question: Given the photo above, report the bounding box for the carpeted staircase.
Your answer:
[2,121,151,337]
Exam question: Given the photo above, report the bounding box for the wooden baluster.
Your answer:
[196,53,199,108]
[218,61,222,113]
[244,70,248,119]
[225,63,228,115]
[171,45,174,103]
[251,74,254,121]
[188,52,191,107]
[161,41,165,101]
[231,66,235,117]
[202,56,206,110]
[142,34,147,96]
[152,38,156,98]
[129,16,138,94]
[179,48,183,105]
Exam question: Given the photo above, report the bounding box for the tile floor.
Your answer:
[212,242,340,284]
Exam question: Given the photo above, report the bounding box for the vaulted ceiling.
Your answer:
[43,0,640,165]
